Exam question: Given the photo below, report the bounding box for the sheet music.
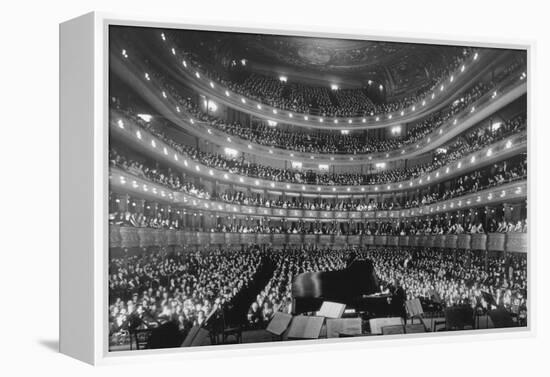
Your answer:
[287,316,325,339]
[266,312,293,336]
[405,298,423,317]
[317,301,346,319]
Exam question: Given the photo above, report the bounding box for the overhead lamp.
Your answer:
[224,147,238,157]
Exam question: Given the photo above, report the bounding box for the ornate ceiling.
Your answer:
[162,29,472,98]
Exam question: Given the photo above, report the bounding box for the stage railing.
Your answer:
[109,226,527,253]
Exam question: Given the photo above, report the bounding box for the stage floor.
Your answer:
[109,315,499,352]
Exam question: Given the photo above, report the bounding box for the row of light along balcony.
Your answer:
[110,166,526,221]
[111,49,526,164]
[110,112,527,195]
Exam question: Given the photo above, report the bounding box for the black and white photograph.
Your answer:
[107,25,528,352]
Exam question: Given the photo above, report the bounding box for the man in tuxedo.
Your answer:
[389,279,407,321]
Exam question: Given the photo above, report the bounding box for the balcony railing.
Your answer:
[110,166,527,221]
[110,226,527,253]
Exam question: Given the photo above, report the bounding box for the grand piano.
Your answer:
[291,259,402,318]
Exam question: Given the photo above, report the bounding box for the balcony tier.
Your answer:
[110,113,527,194]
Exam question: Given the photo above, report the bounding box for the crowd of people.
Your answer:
[152,58,510,156]
[107,244,527,345]
[113,104,525,188]
[110,147,210,199]
[110,199,528,238]
[403,155,527,209]
[166,33,477,117]
[109,246,266,346]
[369,247,527,312]
[172,80,488,155]
[248,246,527,327]
[110,137,527,221]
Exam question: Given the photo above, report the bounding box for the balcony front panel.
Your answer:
[109,226,527,253]
[110,167,527,221]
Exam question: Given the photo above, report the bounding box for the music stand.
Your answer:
[405,298,424,325]
[266,312,293,341]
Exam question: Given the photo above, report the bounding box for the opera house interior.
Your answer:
[107,26,528,351]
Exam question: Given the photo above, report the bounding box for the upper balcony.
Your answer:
[111,49,526,164]
[145,31,512,129]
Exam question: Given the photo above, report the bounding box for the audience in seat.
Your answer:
[164,39,481,117]
[109,245,526,344]
[110,144,526,219]
[112,106,525,187]
[109,246,265,346]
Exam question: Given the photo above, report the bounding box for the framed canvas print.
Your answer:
[60,12,531,365]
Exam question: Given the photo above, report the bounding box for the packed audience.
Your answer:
[249,246,527,327]
[151,57,519,156]
[119,42,525,157]
[110,148,210,199]
[109,245,526,342]
[171,80,489,155]
[109,246,266,345]
[166,34,478,117]
[110,140,526,219]
[403,156,527,209]
[369,247,527,312]
[113,104,525,187]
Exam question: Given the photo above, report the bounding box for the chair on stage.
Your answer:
[220,312,242,344]
[129,329,152,350]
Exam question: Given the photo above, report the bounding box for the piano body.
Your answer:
[291,259,400,317]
